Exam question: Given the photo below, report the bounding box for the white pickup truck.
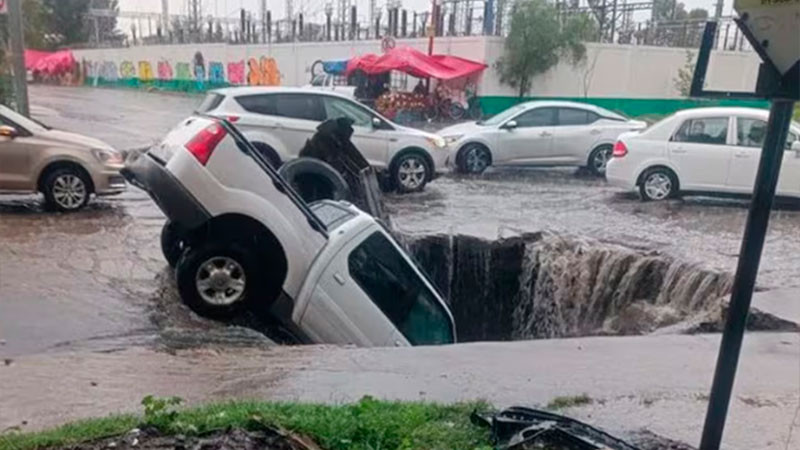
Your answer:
[123,115,455,347]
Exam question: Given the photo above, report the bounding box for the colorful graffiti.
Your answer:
[138,61,154,81]
[247,57,281,86]
[227,61,245,85]
[175,62,191,81]
[208,62,225,84]
[81,50,282,91]
[157,60,173,80]
[119,61,136,79]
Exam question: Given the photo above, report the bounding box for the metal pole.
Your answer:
[698,98,796,450]
[7,0,28,117]
[428,0,437,54]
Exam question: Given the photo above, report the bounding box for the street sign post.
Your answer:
[692,2,799,449]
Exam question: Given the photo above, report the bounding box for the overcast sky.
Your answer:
[118,0,735,26]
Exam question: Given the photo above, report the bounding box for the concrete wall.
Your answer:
[73,37,761,99]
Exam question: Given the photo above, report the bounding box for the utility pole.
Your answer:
[713,0,724,19]
[261,0,267,43]
[162,0,170,35]
[7,0,29,117]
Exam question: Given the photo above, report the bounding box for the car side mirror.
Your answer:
[372,117,382,128]
[791,140,800,156]
[0,125,19,139]
[502,120,518,130]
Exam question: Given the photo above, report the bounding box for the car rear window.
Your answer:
[197,93,225,112]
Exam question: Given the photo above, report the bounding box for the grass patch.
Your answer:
[0,397,491,450]
[546,394,593,410]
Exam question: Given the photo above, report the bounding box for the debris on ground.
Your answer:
[472,406,642,450]
[56,425,322,450]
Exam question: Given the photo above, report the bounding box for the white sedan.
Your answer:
[606,107,800,201]
[439,101,646,175]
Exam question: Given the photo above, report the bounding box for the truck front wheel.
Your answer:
[175,242,264,319]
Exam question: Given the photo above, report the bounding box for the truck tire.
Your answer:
[176,241,264,319]
[278,157,351,203]
[161,220,184,268]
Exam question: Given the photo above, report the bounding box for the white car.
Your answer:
[197,87,449,192]
[123,115,455,347]
[606,107,800,201]
[439,101,646,175]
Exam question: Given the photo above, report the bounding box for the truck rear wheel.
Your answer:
[161,220,185,268]
[175,242,265,319]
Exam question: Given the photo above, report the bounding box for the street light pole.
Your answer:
[7,0,30,117]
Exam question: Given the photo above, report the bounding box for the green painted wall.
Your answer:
[86,77,229,93]
[478,96,770,120]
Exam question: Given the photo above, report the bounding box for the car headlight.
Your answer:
[443,134,463,145]
[92,148,124,165]
[427,136,447,149]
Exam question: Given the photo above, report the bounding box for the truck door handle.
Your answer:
[540,131,552,137]
[672,148,687,154]
[333,273,345,285]
[735,151,749,158]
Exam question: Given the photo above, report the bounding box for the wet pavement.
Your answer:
[2,85,800,357]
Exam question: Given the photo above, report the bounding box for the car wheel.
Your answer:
[176,242,263,319]
[457,144,491,174]
[588,145,613,176]
[43,167,91,212]
[161,220,185,268]
[639,168,678,201]
[392,152,430,193]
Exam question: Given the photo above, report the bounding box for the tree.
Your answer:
[495,0,596,98]
[43,0,91,45]
[673,50,696,96]
[22,0,49,49]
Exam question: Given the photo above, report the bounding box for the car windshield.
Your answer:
[479,104,528,126]
[0,104,49,132]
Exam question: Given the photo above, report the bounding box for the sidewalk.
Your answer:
[1,332,797,449]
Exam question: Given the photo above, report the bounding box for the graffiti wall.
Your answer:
[79,46,286,92]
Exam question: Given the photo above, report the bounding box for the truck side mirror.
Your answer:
[0,125,19,139]
[791,140,800,157]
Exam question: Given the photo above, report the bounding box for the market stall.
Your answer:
[342,46,487,122]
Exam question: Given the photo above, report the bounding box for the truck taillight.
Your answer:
[613,140,628,158]
[185,122,226,165]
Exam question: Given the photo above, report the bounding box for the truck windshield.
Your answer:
[348,232,454,345]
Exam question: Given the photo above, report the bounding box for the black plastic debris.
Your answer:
[471,406,641,450]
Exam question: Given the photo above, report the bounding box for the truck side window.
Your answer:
[348,232,454,345]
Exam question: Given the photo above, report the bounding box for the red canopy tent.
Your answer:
[24,49,76,76]
[345,46,486,80]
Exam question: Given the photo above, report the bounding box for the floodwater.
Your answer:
[2,85,799,359]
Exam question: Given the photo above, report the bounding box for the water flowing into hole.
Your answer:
[403,232,742,342]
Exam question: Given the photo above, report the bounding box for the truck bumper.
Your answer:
[121,153,210,231]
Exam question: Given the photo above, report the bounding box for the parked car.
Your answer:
[196,87,449,193]
[439,101,646,175]
[123,115,456,347]
[0,104,126,211]
[305,73,357,98]
[606,107,800,201]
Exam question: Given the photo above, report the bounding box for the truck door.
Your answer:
[345,230,455,346]
[300,229,397,347]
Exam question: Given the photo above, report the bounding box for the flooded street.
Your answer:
[2,85,800,358]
